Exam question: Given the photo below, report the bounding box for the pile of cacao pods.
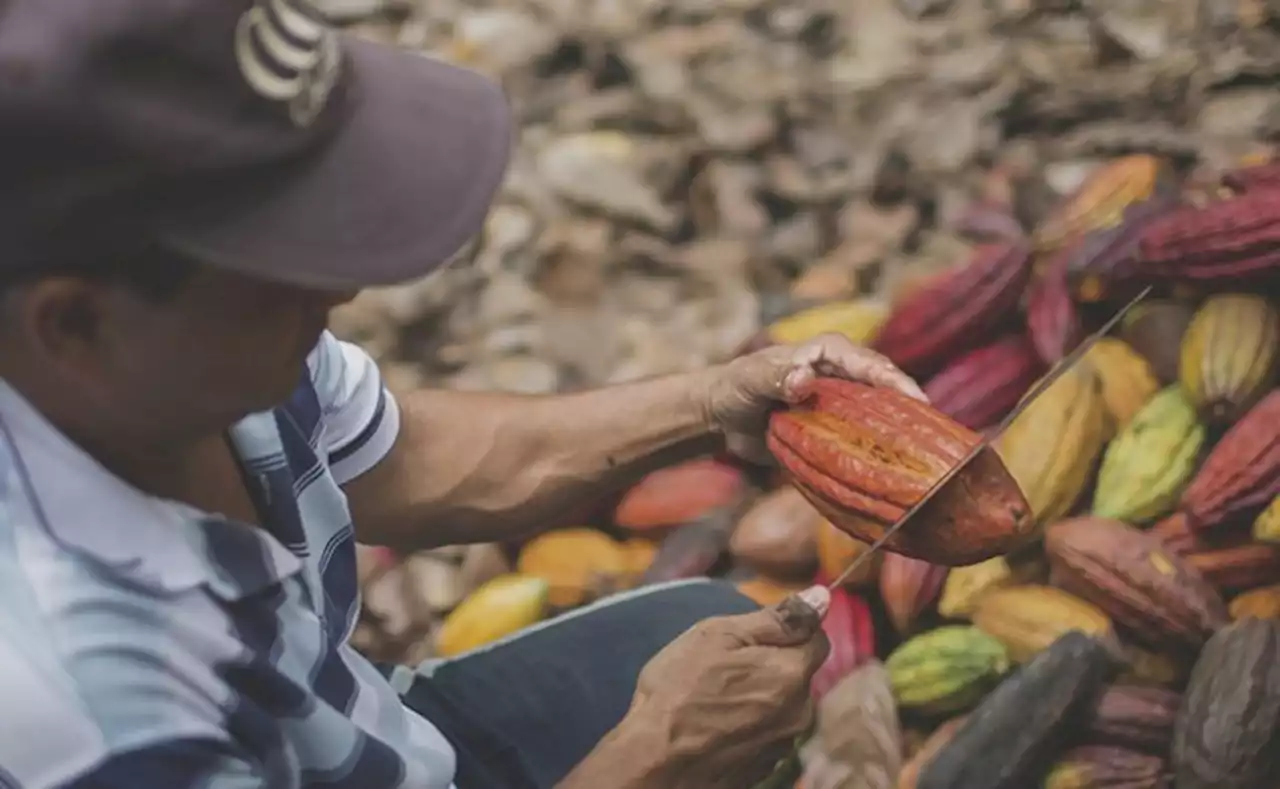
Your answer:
[358,152,1280,788]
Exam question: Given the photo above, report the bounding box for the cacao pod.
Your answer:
[1172,618,1280,789]
[871,240,1033,378]
[813,660,903,789]
[768,379,1034,566]
[1253,494,1280,543]
[766,299,890,348]
[811,586,877,700]
[897,716,967,789]
[885,625,1010,715]
[1026,241,1086,365]
[435,574,549,657]
[735,577,807,607]
[917,631,1119,789]
[1034,155,1171,254]
[1044,517,1229,651]
[922,334,1044,431]
[1151,515,1280,592]
[972,584,1115,664]
[1043,746,1167,789]
[1229,583,1280,620]
[996,362,1110,525]
[1221,160,1280,193]
[817,518,879,589]
[937,556,1016,621]
[1064,193,1182,305]
[1162,389,1280,532]
[516,528,636,608]
[1178,293,1280,425]
[639,494,746,585]
[881,553,948,635]
[1091,386,1206,524]
[1084,683,1181,754]
[1137,190,1280,281]
[1084,337,1161,432]
[614,457,745,532]
[1117,641,1190,689]
[1119,300,1195,386]
[730,486,821,580]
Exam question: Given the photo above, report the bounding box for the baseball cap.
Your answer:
[0,0,513,289]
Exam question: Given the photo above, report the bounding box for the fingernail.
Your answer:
[797,585,830,618]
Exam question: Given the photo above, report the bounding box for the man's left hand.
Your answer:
[704,333,927,464]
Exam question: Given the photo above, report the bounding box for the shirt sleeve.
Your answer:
[306,331,402,485]
[56,740,273,789]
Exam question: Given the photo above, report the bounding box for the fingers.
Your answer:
[787,334,927,403]
[724,586,830,648]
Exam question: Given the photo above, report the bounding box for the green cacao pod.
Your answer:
[885,625,1011,716]
[1091,386,1206,523]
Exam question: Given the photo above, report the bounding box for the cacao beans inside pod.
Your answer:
[880,553,948,636]
[1044,517,1229,651]
[768,379,1034,566]
[1137,189,1280,282]
[729,485,821,581]
[886,625,1010,716]
[922,334,1045,432]
[1025,241,1086,365]
[1043,745,1167,789]
[1083,337,1161,433]
[1034,154,1171,255]
[1091,385,1206,524]
[1229,583,1280,620]
[897,715,968,789]
[811,586,877,701]
[813,660,903,788]
[996,362,1110,526]
[1165,389,1280,532]
[1253,494,1280,543]
[871,240,1033,379]
[1178,293,1280,425]
[614,457,746,532]
[1172,618,1280,789]
[1119,299,1195,386]
[1083,683,1181,754]
[972,584,1115,664]
[917,631,1119,789]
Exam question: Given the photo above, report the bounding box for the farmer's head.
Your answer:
[0,0,512,434]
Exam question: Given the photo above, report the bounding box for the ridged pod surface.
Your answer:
[1172,618,1280,789]
[1084,338,1161,432]
[1136,190,1280,281]
[768,380,1034,566]
[1045,517,1228,651]
[917,632,1118,789]
[1164,389,1280,532]
[922,334,1044,431]
[1091,386,1206,524]
[1083,684,1181,754]
[996,363,1110,526]
[871,241,1033,378]
[880,553,948,635]
[1026,241,1086,364]
[1034,155,1171,254]
[972,584,1115,664]
[1150,515,1280,592]
[1042,746,1167,789]
[1064,194,1183,304]
[1178,293,1280,425]
[885,625,1011,715]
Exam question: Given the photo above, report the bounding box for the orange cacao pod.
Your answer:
[871,240,1033,378]
[922,334,1045,431]
[811,586,877,700]
[880,553,948,635]
[516,528,636,608]
[614,457,746,532]
[768,379,1034,566]
[1136,190,1280,281]
[1044,517,1229,651]
[1034,154,1172,254]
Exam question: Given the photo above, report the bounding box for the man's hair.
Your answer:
[0,242,200,304]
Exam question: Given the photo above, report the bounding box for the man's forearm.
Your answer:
[556,714,682,789]
[344,368,726,549]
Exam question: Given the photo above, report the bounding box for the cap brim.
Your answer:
[156,36,513,290]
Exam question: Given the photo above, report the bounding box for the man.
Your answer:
[0,1,926,787]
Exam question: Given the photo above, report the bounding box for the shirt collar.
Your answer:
[0,378,303,600]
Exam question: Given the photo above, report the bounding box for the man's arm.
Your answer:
[342,370,723,550]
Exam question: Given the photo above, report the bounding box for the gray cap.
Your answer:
[0,0,513,288]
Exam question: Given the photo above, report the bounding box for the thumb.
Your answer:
[732,586,830,648]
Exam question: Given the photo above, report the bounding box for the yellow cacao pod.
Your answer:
[1091,386,1206,524]
[971,584,1114,664]
[996,363,1110,525]
[1253,495,1280,544]
[1229,584,1280,620]
[517,528,636,609]
[435,574,549,657]
[936,556,1016,621]
[1083,338,1160,433]
[766,299,889,347]
[1179,293,1280,425]
[885,625,1011,715]
[1116,642,1189,688]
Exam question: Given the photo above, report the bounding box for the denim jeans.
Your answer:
[379,578,759,789]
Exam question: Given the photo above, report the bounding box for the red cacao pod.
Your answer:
[1221,163,1280,194]
[614,457,746,532]
[811,585,876,700]
[1026,241,1086,364]
[1137,190,1280,281]
[923,334,1045,431]
[871,240,1033,378]
[880,553,948,635]
[768,379,1034,566]
[1064,188,1183,304]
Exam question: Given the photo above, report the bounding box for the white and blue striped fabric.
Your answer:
[0,332,458,789]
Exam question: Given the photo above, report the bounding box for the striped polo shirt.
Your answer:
[0,332,457,788]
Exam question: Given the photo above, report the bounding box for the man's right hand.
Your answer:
[562,586,831,789]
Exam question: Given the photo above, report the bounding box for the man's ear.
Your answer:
[14,277,113,374]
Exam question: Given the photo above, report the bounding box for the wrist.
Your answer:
[558,706,686,789]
